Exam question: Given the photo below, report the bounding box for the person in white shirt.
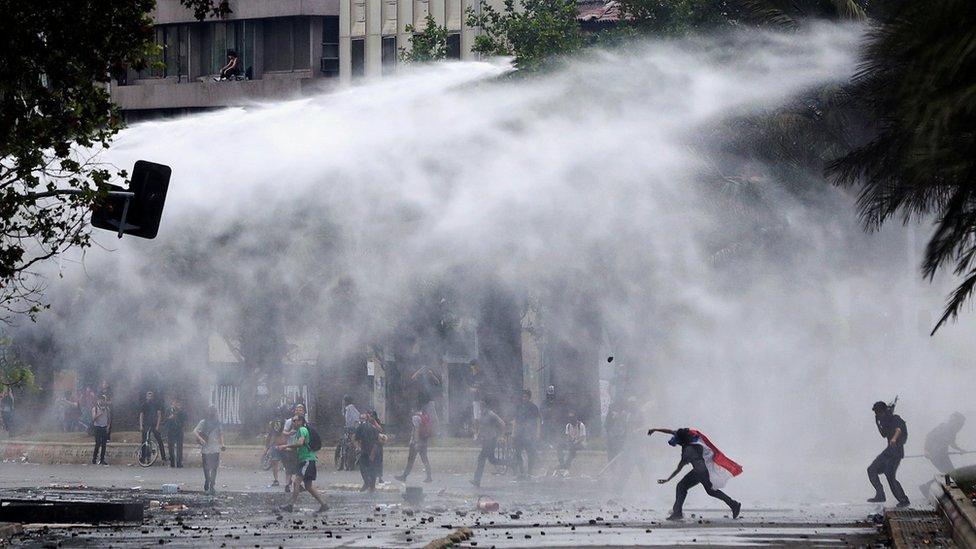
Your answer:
[557,412,586,472]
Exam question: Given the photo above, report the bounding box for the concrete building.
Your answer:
[110,0,503,118]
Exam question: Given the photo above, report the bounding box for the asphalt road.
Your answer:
[0,462,885,547]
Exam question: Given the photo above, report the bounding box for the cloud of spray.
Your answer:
[16,23,976,503]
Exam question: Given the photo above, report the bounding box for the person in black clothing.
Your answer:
[650,427,741,521]
[471,397,507,487]
[164,398,187,468]
[513,390,540,479]
[354,412,381,492]
[139,391,167,463]
[868,401,909,506]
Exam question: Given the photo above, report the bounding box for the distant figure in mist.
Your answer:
[163,398,186,468]
[556,413,587,475]
[396,407,434,483]
[343,396,360,432]
[0,387,13,435]
[920,413,968,498]
[367,410,386,484]
[193,406,225,495]
[354,411,381,491]
[470,397,507,488]
[867,401,910,507]
[90,393,111,465]
[139,391,167,464]
[649,427,742,521]
[513,389,540,480]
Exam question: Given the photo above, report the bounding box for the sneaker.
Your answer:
[316,503,329,514]
[731,501,741,519]
[99,461,109,466]
[271,481,280,487]
[867,496,886,503]
[394,474,407,482]
[666,512,683,521]
[91,459,97,465]
[896,500,910,508]
[278,504,294,513]
[469,480,480,488]
[424,477,433,483]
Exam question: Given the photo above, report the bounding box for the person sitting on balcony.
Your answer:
[218,50,242,80]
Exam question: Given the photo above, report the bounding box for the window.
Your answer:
[264,17,311,72]
[351,39,365,77]
[142,25,188,79]
[321,17,340,77]
[446,33,461,59]
[381,37,397,76]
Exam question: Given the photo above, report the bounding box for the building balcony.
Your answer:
[110,76,336,112]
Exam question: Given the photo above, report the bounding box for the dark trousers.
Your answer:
[2,411,14,434]
[514,437,537,476]
[167,431,183,467]
[142,427,167,461]
[868,447,908,503]
[402,441,431,479]
[359,447,378,490]
[473,440,504,484]
[557,440,581,469]
[673,469,736,515]
[202,453,220,492]
[92,426,109,463]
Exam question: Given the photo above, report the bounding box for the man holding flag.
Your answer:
[648,427,742,521]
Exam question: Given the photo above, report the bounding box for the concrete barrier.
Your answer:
[0,439,610,475]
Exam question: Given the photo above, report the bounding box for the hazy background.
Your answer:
[14,23,976,505]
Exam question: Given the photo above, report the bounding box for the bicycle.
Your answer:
[334,430,358,471]
[138,430,159,467]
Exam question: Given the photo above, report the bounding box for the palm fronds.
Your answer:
[827,0,976,333]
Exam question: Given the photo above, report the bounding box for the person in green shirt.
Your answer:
[276,415,328,513]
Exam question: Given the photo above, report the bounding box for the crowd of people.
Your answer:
[6,379,969,520]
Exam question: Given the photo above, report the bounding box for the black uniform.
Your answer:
[672,444,737,516]
[355,421,380,491]
[868,413,909,504]
[164,407,187,468]
[140,400,167,462]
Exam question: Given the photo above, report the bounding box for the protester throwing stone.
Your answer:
[648,427,742,521]
[193,406,225,495]
[867,400,910,507]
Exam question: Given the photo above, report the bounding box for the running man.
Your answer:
[648,427,742,521]
[277,414,328,513]
[867,401,909,507]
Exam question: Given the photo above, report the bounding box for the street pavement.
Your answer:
[0,462,885,547]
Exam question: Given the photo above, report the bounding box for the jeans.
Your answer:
[473,440,504,484]
[557,440,582,469]
[868,446,908,503]
[513,436,537,476]
[167,431,183,467]
[673,469,736,515]
[92,426,109,463]
[202,453,220,492]
[359,446,379,490]
[401,441,431,480]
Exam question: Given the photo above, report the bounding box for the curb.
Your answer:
[937,480,976,548]
[0,440,609,475]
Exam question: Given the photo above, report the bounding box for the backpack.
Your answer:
[305,424,323,452]
[418,412,433,440]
